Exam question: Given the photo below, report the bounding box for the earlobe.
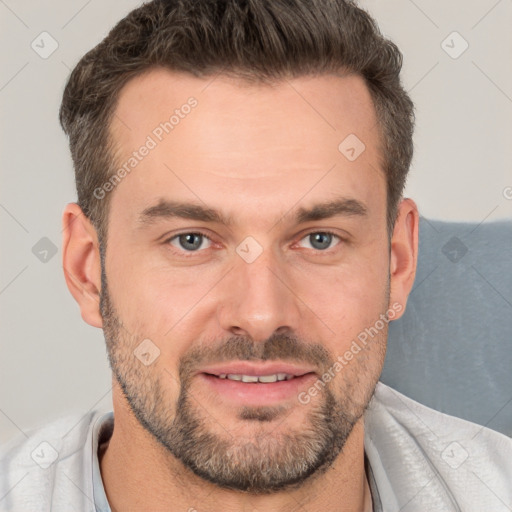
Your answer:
[388,198,419,319]
[61,203,103,328]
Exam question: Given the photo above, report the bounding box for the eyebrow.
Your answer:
[137,197,368,227]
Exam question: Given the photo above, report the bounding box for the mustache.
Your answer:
[178,332,333,382]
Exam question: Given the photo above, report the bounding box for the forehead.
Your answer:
[108,68,385,227]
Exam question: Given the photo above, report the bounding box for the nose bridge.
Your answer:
[218,242,300,341]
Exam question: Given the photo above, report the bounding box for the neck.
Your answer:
[100,384,370,512]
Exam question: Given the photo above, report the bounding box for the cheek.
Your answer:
[105,259,222,377]
[105,242,210,330]
[291,249,390,339]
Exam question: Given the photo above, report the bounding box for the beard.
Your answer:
[99,262,386,494]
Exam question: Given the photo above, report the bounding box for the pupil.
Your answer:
[311,232,331,250]
[180,233,202,250]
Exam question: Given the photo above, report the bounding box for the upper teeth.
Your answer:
[218,373,294,383]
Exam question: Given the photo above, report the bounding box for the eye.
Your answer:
[297,231,341,251]
[168,232,212,252]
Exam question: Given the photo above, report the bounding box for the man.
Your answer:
[1,0,511,510]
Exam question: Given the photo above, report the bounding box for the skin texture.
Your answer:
[62,69,419,511]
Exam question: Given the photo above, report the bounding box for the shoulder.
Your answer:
[0,410,112,512]
[365,382,512,511]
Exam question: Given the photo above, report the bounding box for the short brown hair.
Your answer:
[59,0,414,244]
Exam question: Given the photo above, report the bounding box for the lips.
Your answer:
[217,373,295,383]
[199,361,315,381]
[196,361,317,406]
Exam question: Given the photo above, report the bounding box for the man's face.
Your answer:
[101,69,392,492]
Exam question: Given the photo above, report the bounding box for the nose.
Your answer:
[216,244,301,342]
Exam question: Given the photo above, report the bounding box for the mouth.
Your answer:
[213,372,297,383]
[197,362,317,406]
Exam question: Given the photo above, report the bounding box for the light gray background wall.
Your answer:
[1,0,511,443]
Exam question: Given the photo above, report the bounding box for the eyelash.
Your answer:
[164,230,344,257]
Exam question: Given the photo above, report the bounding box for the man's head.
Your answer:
[61,0,418,496]
[59,0,414,245]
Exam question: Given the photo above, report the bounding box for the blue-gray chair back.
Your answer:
[381,217,512,437]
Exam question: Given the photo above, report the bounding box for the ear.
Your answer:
[61,203,103,328]
[388,198,419,320]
